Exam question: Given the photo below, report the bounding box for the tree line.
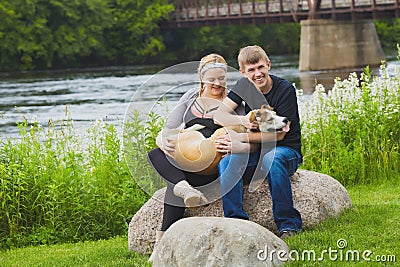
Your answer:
[0,0,398,71]
[0,0,173,71]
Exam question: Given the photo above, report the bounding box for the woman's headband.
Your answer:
[200,62,227,75]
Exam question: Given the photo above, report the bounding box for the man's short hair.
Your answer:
[238,45,270,71]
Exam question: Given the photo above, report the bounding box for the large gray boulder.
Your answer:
[152,217,289,267]
[128,170,352,254]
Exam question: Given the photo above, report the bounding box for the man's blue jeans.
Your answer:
[218,146,303,233]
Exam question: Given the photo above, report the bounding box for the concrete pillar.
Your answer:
[299,19,385,71]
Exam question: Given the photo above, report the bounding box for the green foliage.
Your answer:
[300,61,400,185]
[107,0,173,64]
[123,109,166,197]
[0,0,173,70]
[0,0,398,70]
[161,23,300,64]
[374,18,400,54]
[261,23,301,54]
[0,0,114,70]
[0,110,166,248]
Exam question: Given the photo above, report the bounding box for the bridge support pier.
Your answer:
[299,19,385,71]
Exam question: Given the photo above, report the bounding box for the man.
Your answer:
[213,45,303,238]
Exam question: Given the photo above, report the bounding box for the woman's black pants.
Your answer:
[147,148,218,231]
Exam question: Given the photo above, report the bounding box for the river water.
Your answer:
[0,54,398,139]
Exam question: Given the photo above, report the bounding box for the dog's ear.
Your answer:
[249,110,256,122]
[260,104,273,111]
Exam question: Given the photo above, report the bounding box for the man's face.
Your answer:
[240,59,271,91]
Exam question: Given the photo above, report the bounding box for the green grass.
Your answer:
[0,236,151,267]
[0,180,398,267]
[285,180,399,266]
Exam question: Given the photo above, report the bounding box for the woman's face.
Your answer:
[201,67,227,98]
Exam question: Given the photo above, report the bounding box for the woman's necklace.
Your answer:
[194,96,222,118]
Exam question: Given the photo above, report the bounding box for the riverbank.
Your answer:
[1,180,398,266]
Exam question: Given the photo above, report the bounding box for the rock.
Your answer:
[128,170,352,254]
[128,188,165,255]
[152,217,289,267]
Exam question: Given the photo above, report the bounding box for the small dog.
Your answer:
[249,104,291,133]
[166,104,290,175]
[166,124,246,175]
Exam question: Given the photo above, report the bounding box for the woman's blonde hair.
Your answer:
[197,53,227,96]
[238,45,269,71]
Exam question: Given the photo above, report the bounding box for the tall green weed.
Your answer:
[122,110,166,197]
[300,56,399,185]
[0,110,163,249]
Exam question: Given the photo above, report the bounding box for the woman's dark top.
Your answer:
[184,101,222,138]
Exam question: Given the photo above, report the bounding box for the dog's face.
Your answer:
[252,104,290,132]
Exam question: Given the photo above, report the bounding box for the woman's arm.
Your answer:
[155,89,197,156]
[214,97,259,130]
[155,130,176,158]
[164,89,197,129]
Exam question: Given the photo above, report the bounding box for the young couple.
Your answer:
[147,45,303,261]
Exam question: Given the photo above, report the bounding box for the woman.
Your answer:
[147,53,231,261]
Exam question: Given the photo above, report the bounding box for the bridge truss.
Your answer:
[162,0,400,27]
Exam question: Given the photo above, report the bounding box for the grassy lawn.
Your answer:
[0,236,151,267]
[1,181,398,267]
[285,180,399,266]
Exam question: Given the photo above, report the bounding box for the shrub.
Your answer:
[0,110,163,249]
[300,57,400,185]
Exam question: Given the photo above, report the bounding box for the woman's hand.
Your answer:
[214,130,250,156]
[156,130,176,158]
[161,137,176,158]
[242,112,259,130]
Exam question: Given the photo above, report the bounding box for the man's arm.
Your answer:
[214,96,285,144]
[214,130,285,154]
[229,131,286,144]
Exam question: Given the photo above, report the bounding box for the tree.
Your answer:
[108,0,174,64]
[375,18,400,54]
[0,0,174,70]
[160,23,300,65]
[0,0,52,70]
[47,0,114,68]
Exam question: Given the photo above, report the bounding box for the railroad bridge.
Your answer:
[162,0,399,70]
